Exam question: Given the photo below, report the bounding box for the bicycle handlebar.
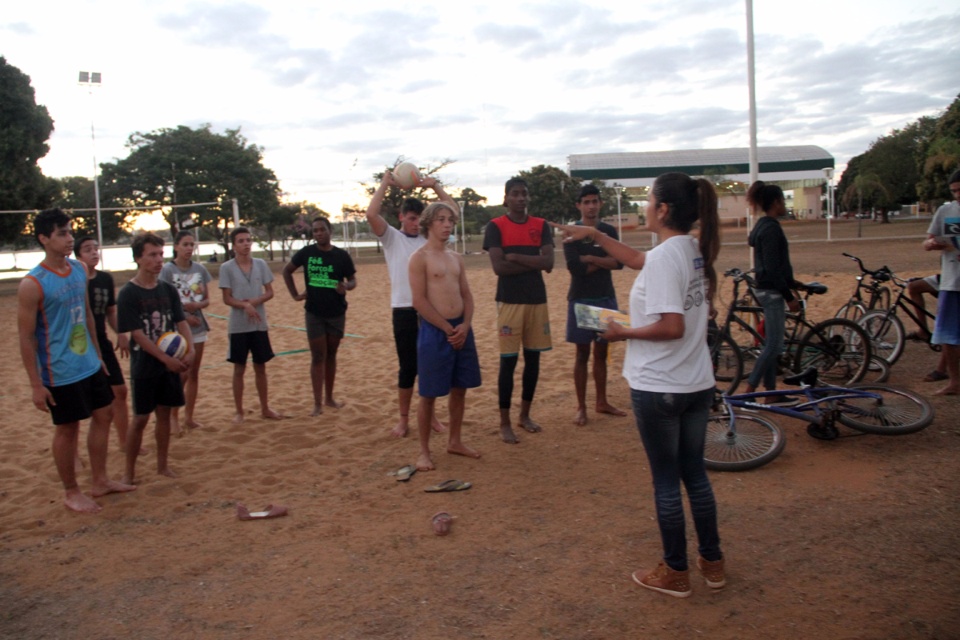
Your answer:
[842,252,891,282]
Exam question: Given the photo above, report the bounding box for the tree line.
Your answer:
[837,94,960,218]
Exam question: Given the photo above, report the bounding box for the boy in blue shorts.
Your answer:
[117,233,194,484]
[18,209,135,512]
[408,202,482,471]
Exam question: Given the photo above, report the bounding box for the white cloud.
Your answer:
[1,0,957,218]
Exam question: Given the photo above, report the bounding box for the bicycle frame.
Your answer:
[715,385,883,428]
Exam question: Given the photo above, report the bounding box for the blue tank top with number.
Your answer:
[27,259,101,387]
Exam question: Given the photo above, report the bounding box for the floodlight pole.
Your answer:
[78,71,103,265]
[745,0,758,269]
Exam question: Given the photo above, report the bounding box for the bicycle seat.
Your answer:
[783,367,819,387]
[800,282,828,295]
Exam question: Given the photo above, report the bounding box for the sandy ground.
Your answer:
[1,220,958,639]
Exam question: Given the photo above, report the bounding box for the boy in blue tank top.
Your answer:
[17,209,135,513]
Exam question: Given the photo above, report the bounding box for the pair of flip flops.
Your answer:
[424,479,471,493]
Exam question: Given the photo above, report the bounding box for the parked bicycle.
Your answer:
[835,252,892,321]
[704,367,934,471]
[835,256,940,366]
[709,268,872,394]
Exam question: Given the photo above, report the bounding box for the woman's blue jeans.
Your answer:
[631,387,722,571]
[748,289,787,390]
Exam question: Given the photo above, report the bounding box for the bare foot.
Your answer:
[934,385,959,396]
[91,479,136,497]
[519,416,542,433]
[159,467,178,479]
[416,452,436,471]
[64,490,102,514]
[311,405,324,417]
[184,418,204,430]
[120,475,136,486]
[262,408,285,420]
[171,415,183,437]
[432,417,448,434]
[232,412,245,425]
[325,398,344,409]
[390,421,409,438]
[447,442,481,459]
[500,424,520,444]
[573,408,588,426]
[597,402,627,417]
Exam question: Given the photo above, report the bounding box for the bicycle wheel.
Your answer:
[835,384,934,435]
[708,329,744,394]
[793,318,871,385]
[858,310,905,365]
[835,301,866,322]
[705,411,786,471]
[863,354,891,383]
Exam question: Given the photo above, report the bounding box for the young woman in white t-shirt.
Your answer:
[552,172,723,598]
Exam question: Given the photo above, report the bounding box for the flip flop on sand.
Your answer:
[923,370,949,382]
[432,511,453,536]
[424,479,472,493]
[236,504,289,520]
[392,465,417,482]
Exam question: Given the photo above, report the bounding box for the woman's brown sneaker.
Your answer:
[697,556,726,589]
[632,562,692,598]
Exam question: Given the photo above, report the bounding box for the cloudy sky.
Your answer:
[3,1,958,220]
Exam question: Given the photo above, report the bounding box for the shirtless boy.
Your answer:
[220,227,284,423]
[117,233,194,483]
[408,202,482,471]
[365,170,453,436]
[18,209,135,512]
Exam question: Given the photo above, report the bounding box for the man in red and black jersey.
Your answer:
[482,177,554,444]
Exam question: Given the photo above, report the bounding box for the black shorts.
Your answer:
[47,369,115,426]
[98,337,125,386]
[227,331,275,365]
[130,371,185,416]
[305,311,346,340]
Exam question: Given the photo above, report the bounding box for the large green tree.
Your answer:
[0,57,55,244]
[516,164,582,223]
[98,124,281,246]
[839,120,935,221]
[917,94,960,206]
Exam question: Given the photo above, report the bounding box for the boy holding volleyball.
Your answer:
[117,233,193,484]
[18,208,135,513]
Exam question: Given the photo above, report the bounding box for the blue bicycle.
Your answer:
[704,368,934,471]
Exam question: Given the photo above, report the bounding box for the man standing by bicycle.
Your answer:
[922,169,960,396]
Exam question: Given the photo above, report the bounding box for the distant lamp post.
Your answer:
[614,184,623,240]
[823,167,835,242]
[78,71,104,262]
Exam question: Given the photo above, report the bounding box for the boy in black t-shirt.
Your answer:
[117,233,193,484]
